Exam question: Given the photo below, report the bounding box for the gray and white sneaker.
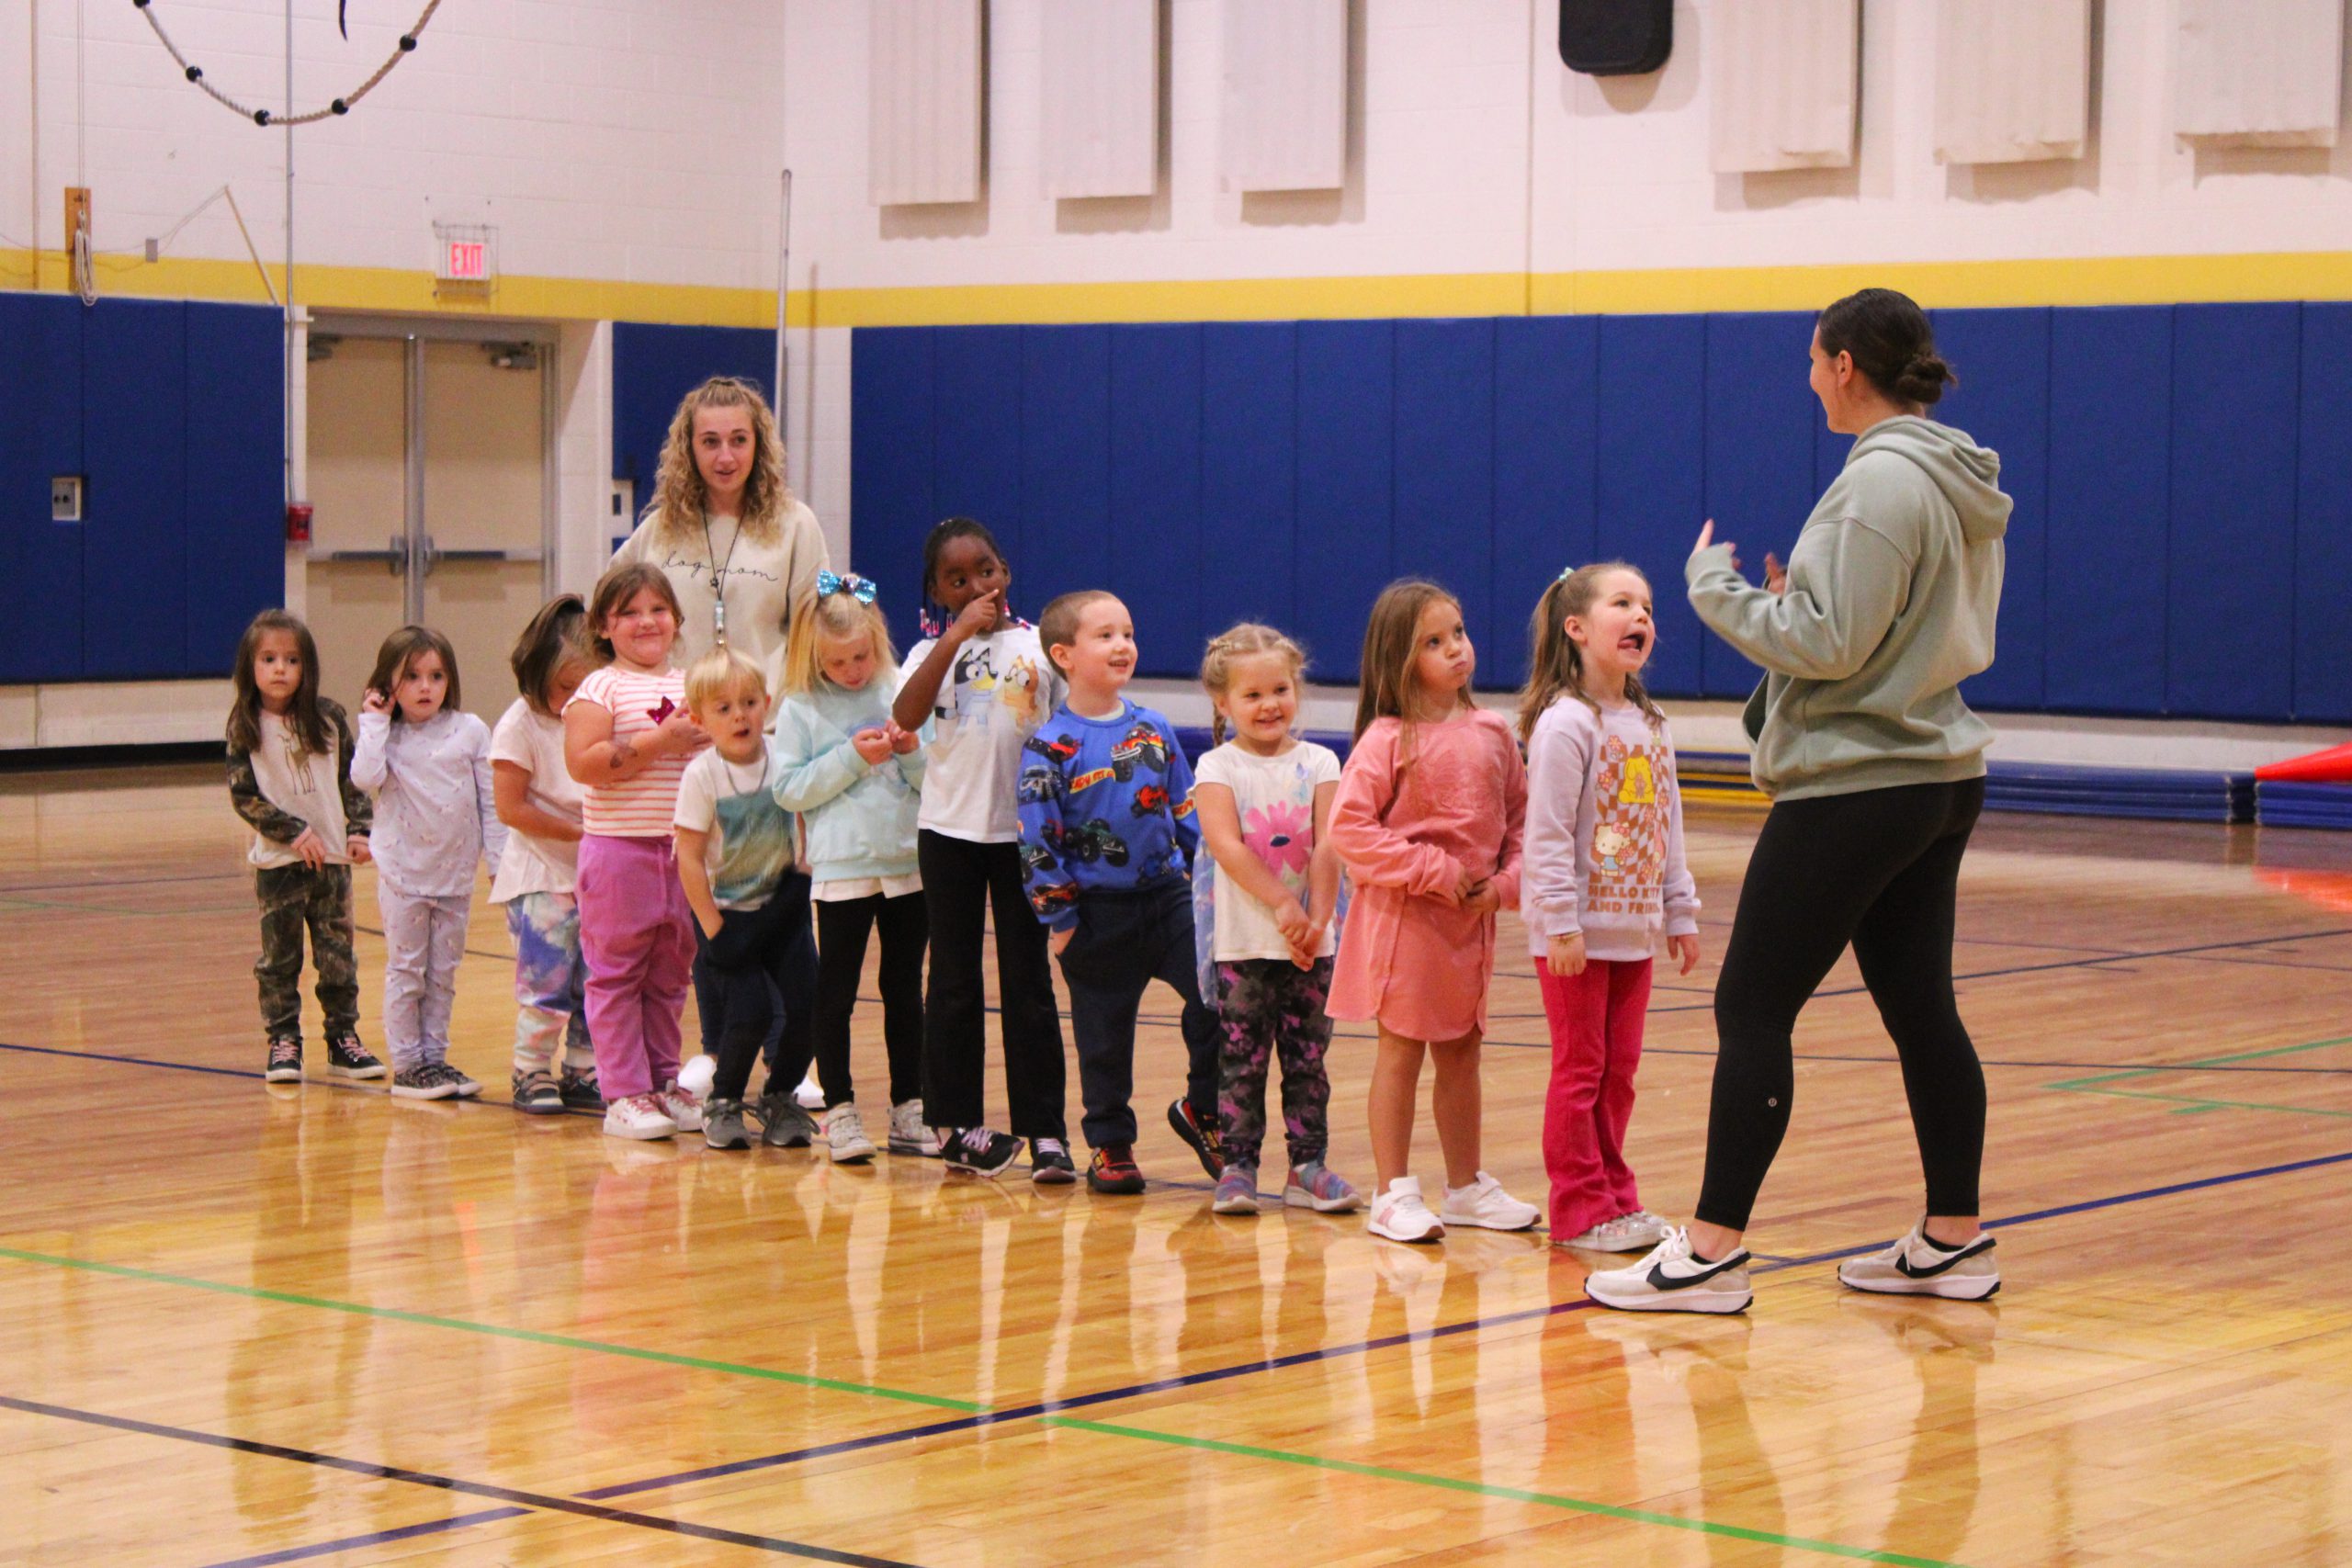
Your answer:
[825,1103,876,1164]
[702,1098,752,1150]
[1838,1223,2000,1301]
[1438,1171,1540,1232]
[1555,1211,1668,1252]
[438,1060,483,1099]
[1585,1226,1753,1314]
[888,1100,943,1156]
[390,1063,459,1100]
[755,1089,817,1148]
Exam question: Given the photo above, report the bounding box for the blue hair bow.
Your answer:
[816,570,877,604]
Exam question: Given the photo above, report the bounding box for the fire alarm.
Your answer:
[285,502,313,544]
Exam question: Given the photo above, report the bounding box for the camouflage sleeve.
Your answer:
[228,747,310,843]
[324,700,372,838]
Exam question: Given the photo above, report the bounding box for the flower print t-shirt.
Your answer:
[673,744,797,911]
[1193,739,1342,964]
[567,664,691,838]
[899,624,1063,843]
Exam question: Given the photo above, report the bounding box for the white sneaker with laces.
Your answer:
[1438,1171,1540,1232]
[1556,1211,1668,1252]
[1585,1226,1753,1314]
[660,1082,705,1134]
[603,1093,677,1141]
[1838,1223,2000,1300]
[825,1103,876,1164]
[888,1100,943,1156]
[794,1072,826,1111]
[1366,1177,1445,1244]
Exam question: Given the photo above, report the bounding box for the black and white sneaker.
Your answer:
[264,1037,303,1084]
[438,1061,483,1099]
[324,1034,387,1080]
[1838,1224,2000,1300]
[512,1069,564,1114]
[1585,1226,1754,1314]
[943,1126,1022,1178]
[391,1064,460,1100]
[559,1067,605,1111]
[1029,1137,1077,1185]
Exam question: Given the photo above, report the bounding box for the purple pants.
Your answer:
[577,834,695,1100]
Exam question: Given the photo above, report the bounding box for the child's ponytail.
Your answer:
[1516,564,1666,741]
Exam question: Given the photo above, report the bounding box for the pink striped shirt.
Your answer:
[568,664,691,838]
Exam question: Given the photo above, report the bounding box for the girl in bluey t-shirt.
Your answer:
[564,563,710,1140]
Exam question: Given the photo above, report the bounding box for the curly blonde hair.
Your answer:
[646,377,793,544]
[1200,623,1308,746]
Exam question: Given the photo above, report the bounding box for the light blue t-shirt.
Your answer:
[674,744,797,910]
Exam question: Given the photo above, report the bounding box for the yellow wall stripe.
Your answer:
[10,246,2352,328]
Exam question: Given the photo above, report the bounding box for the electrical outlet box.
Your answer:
[51,476,85,524]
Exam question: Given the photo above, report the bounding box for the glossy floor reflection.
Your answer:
[3,763,2351,1564]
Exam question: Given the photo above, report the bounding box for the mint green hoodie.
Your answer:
[1685,414,2010,802]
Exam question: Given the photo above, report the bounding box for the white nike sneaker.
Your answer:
[1438,1171,1540,1232]
[1366,1177,1445,1244]
[1585,1226,1754,1314]
[1837,1223,2000,1301]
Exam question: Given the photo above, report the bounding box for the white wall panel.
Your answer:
[1040,0,1159,199]
[869,0,988,206]
[1219,0,1349,193]
[1935,0,2093,164]
[2174,0,2344,147]
[1709,0,1861,173]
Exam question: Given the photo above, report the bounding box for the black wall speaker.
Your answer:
[1558,0,1672,76]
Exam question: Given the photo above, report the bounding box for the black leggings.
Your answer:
[814,890,928,1109]
[1695,777,1987,1232]
[918,829,1068,1139]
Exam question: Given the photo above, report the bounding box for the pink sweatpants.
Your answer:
[577,833,695,1100]
[1536,955,1652,1239]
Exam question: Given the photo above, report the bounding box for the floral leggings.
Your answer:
[1213,956,1335,1171]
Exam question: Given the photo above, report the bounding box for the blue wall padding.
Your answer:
[1200,322,1299,646]
[2045,307,2171,716]
[608,323,775,534]
[1935,308,2049,712]
[185,302,287,676]
[2295,304,2352,724]
[2168,304,2299,720]
[1393,319,1497,674]
[848,305,2349,724]
[1018,325,1109,622]
[1110,324,1204,678]
[84,299,187,679]
[848,328,934,651]
[1295,321,1395,682]
[1492,316,1599,690]
[1701,311,1817,700]
[1595,314,1706,696]
[1,295,84,682]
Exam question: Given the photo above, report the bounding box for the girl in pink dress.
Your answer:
[1329,580,1536,1245]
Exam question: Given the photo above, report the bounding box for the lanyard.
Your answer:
[700,513,742,645]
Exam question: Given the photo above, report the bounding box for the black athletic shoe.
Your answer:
[1167,1098,1224,1179]
[943,1126,1022,1177]
[512,1069,564,1114]
[1087,1144,1146,1196]
[1029,1137,1077,1185]
[324,1033,387,1080]
[265,1037,303,1084]
[558,1067,605,1111]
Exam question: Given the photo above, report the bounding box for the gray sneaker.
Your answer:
[703,1098,752,1150]
[754,1089,817,1148]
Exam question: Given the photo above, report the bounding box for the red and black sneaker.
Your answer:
[1166,1097,1224,1179]
[1087,1144,1146,1196]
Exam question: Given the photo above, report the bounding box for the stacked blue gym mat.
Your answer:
[2257,782,2352,829]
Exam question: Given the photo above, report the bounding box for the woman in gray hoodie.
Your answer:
[1587,288,2011,1315]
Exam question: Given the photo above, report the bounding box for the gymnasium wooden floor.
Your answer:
[5,761,2351,1566]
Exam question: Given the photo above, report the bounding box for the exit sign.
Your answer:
[444,240,486,280]
[430,221,496,290]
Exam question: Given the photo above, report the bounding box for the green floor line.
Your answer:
[2046,1033,2352,1092]
[1040,1416,1970,1568]
[0,1246,983,1415]
[2054,1086,2352,1120]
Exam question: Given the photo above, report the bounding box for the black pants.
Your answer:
[1055,878,1220,1151]
[918,830,1067,1139]
[813,890,928,1109]
[1695,777,1987,1231]
[694,882,818,1104]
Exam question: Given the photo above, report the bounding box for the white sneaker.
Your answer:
[1438,1171,1540,1232]
[1838,1223,2000,1301]
[1366,1177,1445,1244]
[1585,1226,1753,1314]
[794,1072,825,1111]
[660,1082,706,1134]
[825,1103,876,1164]
[888,1099,943,1156]
[603,1093,677,1141]
[1556,1211,1668,1252]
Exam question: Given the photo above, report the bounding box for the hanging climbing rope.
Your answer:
[130,0,444,127]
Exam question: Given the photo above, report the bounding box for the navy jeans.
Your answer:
[1055,877,1218,1150]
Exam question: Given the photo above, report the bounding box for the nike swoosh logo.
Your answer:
[1646,1252,1751,1291]
[1894,1236,1996,1279]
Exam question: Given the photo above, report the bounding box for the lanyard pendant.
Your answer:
[711,585,729,645]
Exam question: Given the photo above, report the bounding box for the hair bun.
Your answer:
[1894,351,1954,405]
